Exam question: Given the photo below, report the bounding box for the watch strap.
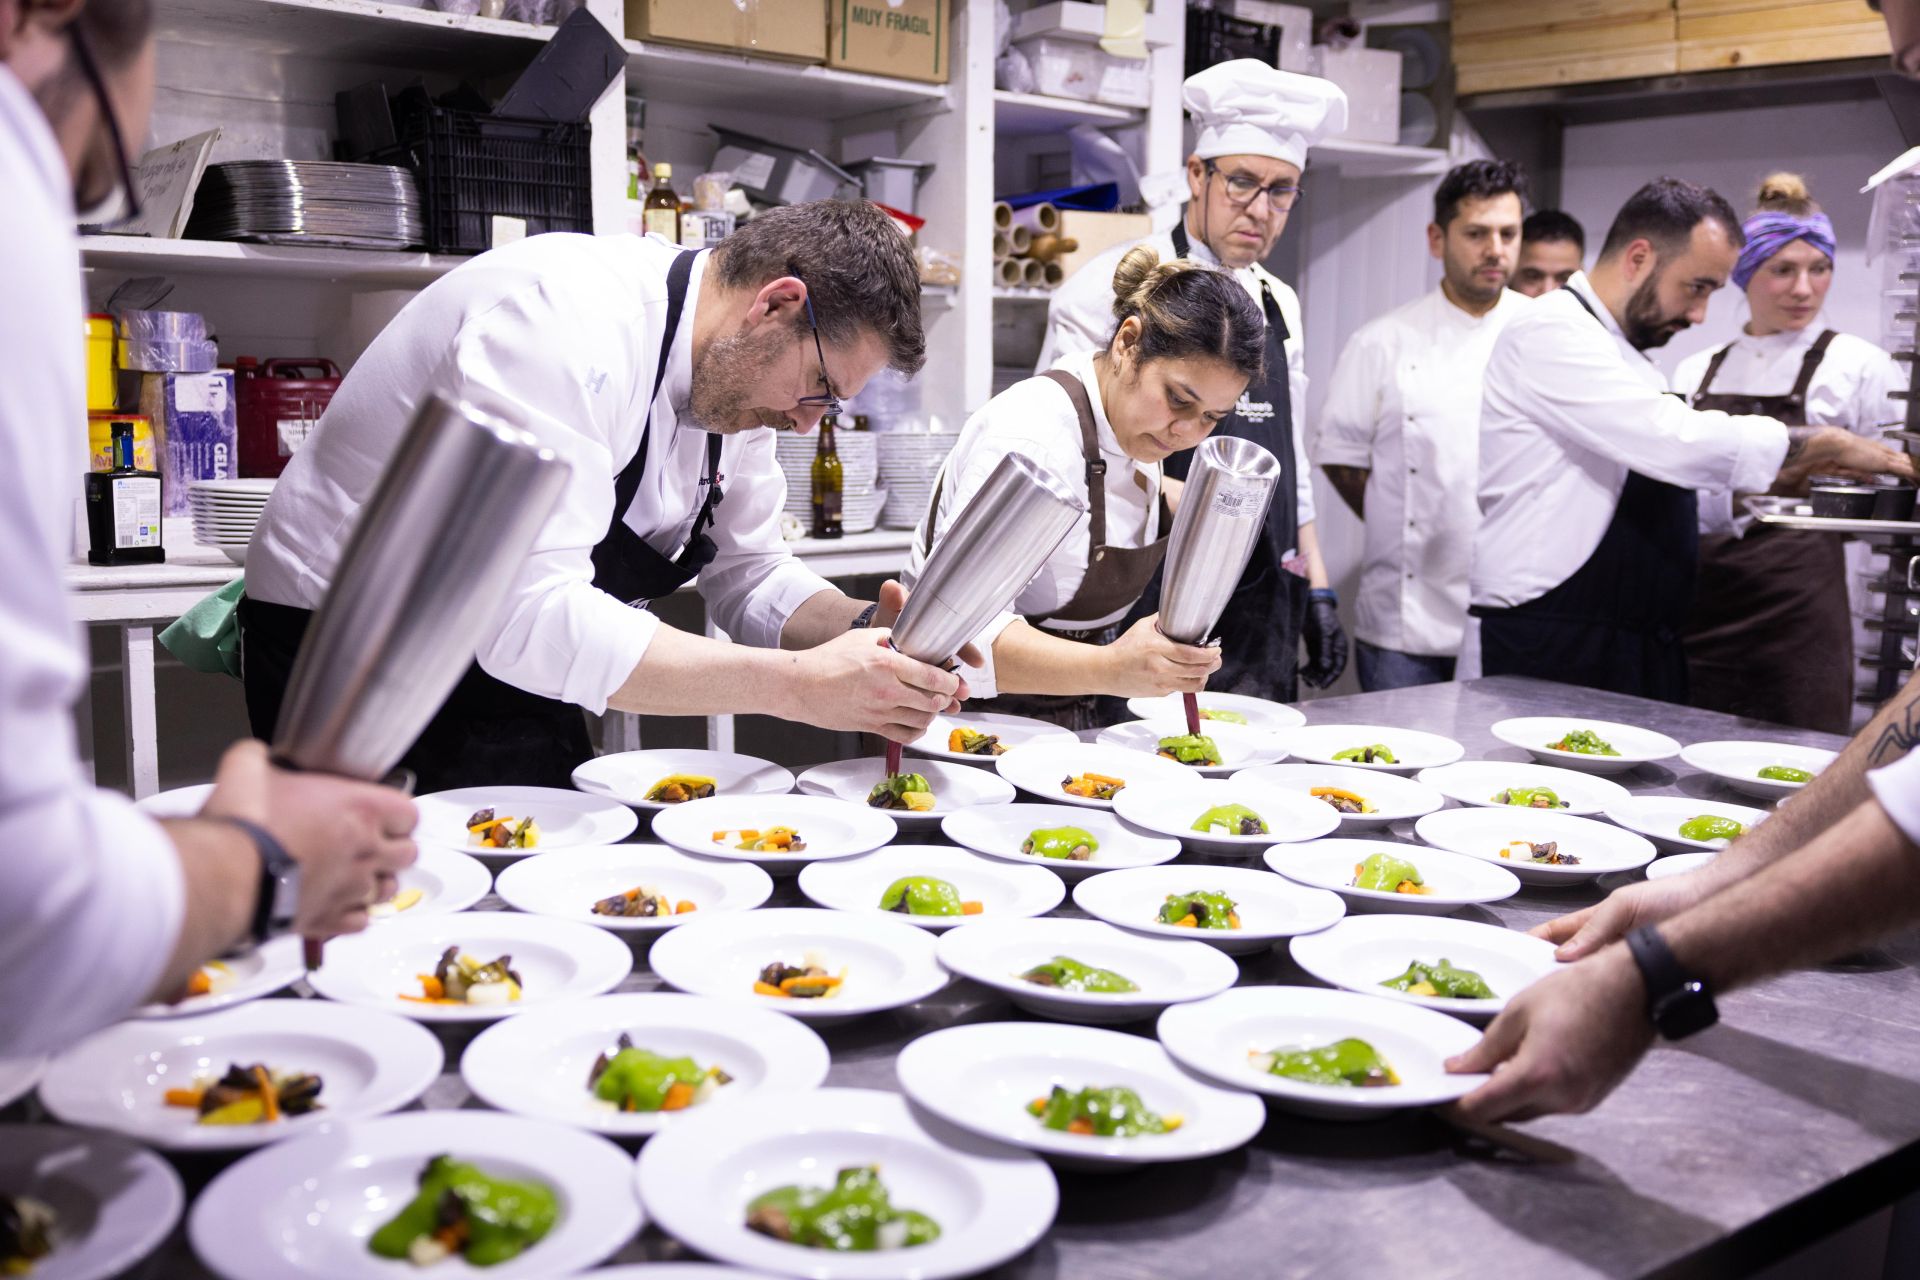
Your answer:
[222,816,296,945]
[852,602,880,630]
[1626,924,1717,1039]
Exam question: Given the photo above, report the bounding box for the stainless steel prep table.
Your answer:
[18,675,1916,1280]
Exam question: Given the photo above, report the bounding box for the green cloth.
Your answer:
[159,579,244,677]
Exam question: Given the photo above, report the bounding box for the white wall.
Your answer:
[1559,97,1905,378]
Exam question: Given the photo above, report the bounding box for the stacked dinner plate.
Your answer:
[773,430,884,532]
[188,478,274,566]
[185,161,423,250]
[878,429,959,529]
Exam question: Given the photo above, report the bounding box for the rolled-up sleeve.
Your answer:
[698,428,835,646]
[1869,748,1920,846]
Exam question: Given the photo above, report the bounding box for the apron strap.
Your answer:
[1789,329,1839,400]
[606,248,697,537]
[1693,341,1738,400]
[1038,369,1108,552]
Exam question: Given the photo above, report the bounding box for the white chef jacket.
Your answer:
[0,67,185,1056]
[1038,225,1317,534]
[902,350,1153,698]
[1468,272,1788,615]
[1869,748,1920,846]
[247,236,834,715]
[1673,322,1904,534]
[1313,286,1527,657]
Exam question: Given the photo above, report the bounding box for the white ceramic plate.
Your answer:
[796,845,1065,930]
[0,1126,184,1280]
[1603,795,1769,854]
[1282,724,1465,774]
[1490,716,1681,774]
[414,785,639,857]
[647,907,948,1024]
[1126,691,1307,734]
[460,992,830,1137]
[1414,807,1656,885]
[649,795,897,872]
[39,1002,443,1151]
[380,844,493,919]
[636,1086,1056,1280]
[1156,987,1487,1115]
[896,1022,1266,1165]
[994,741,1195,809]
[908,711,1078,766]
[571,749,794,812]
[1289,914,1558,1021]
[306,911,632,1023]
[1070,864,1345,955]
[494,844,774,934]
[1680,739,1838,800]
[582,1268,777,1278]
[1264,838,1521,916]
[133,782,213,817]
[1414,760,1630,817]
[1229,763,1444,830]
[795,757,1015,829]
[1094,718,1290,776]
[0,1055,46,1109]
[1112,777,1339,854]
[1646,850,1718,880]
[935,918,1239,1025]
[188,1112,642,1280]
[132,934,305,1019]
[939,802,1182,882]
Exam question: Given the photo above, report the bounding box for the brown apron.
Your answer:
[1682,329,1853,733]
[917,369,1172,731]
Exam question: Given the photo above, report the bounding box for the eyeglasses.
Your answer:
[1207,162,1302,213]
[796,293,842,416]
[69,23,144,228]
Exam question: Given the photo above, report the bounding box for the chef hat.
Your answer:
[1184,60,1349,170]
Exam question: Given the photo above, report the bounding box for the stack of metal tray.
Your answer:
[185,160,423,250]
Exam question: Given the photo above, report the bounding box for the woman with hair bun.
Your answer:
[903,247,1266,727]
[1674,172,1905,732]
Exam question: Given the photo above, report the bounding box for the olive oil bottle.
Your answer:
[87,418,165,565]
[810,413,844,540]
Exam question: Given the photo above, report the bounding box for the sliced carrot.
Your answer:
[418,973,444,1000]
[1173,914,1198,928]
[1067,1117,1094,1135]
[660,1082,696,1111]
[187,970,212,997]
[753,981,788,997]
[623,887,643,901]
[164,1088,204,1108]
[1227,912,1242,929]
[675,901,697,914]
[254,1065,279,1123]
[960,901,983,915]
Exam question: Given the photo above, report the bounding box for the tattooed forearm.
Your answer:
[1868,704,1920,767]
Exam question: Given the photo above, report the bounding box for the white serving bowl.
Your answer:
[1126,691,1307,734]
[650,794,897,873]
[795,757,1015,829]
[796,844,1065,930]
[1264,837,1521,916]
[1157,986,1487,1116]
[1070,864,1345,955]
[1680,739,1838,800]
[1229,762,1444,830]
[133,934,304,1019]
[1282,724,1465,774]
[646,907,947,1024]
[994,741,1195,809]
[895,1021,1266,1166]
[414,785,639,858]
[908,711,1078,766]
[1413,760,1630,817]
[376,844,493,919]
[1,1126,183,1280]
[494,843,773,934]
[1603,795,1769,854]
[934,918,1239,1025]
[1288,914,1559,1021]
[1413,807,1656,885]
[571,749,794,811]
[1490,716,1681,774]
[1112,777,1339,855]
[939,802,1182,882]
[1646,850,1718,880]
[460,992,829,1137]
[1094,718,1290,776]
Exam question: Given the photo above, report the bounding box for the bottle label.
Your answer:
[643,210,680,243]
[111,477,161,548]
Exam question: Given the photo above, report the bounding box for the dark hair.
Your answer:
[1433,159,1527,229]
[710,199,926,376]
[1523,209,1586,252]
[1599,177,1744,261]
[1107,246,1264,383]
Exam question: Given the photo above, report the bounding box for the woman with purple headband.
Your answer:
[1674,173,1905,733]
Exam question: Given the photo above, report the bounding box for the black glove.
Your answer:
[1301,588,1349,689]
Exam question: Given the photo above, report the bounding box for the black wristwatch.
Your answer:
[1625,925,1718,1040]
[851,602,880,630]
[224,817,300,946]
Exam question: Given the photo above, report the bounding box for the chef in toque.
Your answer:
[1040,59,1350,703]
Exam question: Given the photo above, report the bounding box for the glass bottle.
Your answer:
[810,413,844,540]
[86,418,165,565]
[643,162,681,244]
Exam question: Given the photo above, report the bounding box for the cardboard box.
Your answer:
[1310,45,1401,145]
[627,0,826,64]
[138,370,236,517]
[830,0,950,84]
[1015,34,1151,107]
[1053,210,1153,284]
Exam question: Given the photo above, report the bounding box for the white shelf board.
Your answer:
[80,235,467,285]
[1312,139,1451,178]
[154,0,553,71]
[994,90,1141,137]
[992,285,1055,303]
[625,41,950,119]
[920,284,959,310]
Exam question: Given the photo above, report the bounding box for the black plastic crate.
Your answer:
[1187,8,1280,78]
[368,104,592,255]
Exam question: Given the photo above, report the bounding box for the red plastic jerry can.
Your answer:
[236,357,343,478]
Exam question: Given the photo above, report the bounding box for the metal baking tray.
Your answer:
[1744,496,1920,537]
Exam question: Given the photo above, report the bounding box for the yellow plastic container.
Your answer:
[84,313,116,412]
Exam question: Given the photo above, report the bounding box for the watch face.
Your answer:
[1653,983,1717,1040]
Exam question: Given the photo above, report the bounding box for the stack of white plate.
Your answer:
[188,478,275,566]
[878,430,959,529]
[773,431,884,533]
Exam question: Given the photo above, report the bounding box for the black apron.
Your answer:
[240,248,721,792]
[1683,330,1852,733]
[1470,287,1699,703]
[915,370,1173,731]
[1119,222,1309,702]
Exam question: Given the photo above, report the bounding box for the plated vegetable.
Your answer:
[368,1155,557,1268]
[1758,764,1813,783]
[1490,786,1567,809]
[1381,958,1496,999]
[1018,955,1139,993]
[715,827,806,853]
[1678,815,1745,842]
[588,1035,730,1113]
[1547,729,1618,757]
[1251,1038,1400,1088]
[1332,744,1396,765]
[1021,826,1099,861]
[947,727,1007,756]
[369,887,425,918]
[1157,890,1241,930]
[1199,708,1247,725]
[0,1195,54,1275]
[1028,1085,1182,1136]
[745,1165,939,1252]
[1351,852,1430,895]
[163,1062,323,1126]
[402,947,523,1006]
[1312,786,1374,815]
[467,808,539,850]
[878,876,982,918]
[1062,772,1126,801]
[1156,733,1223,767]
[592,884,697,919]
[1191,803,1268,836]
[185,958,234,998]
[754,958,843,999]
[646,774,716,804]
[868,772,936,812]
[1499,840,1580,866]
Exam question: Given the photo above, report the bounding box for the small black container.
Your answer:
[1809,484,1879,519]
[1871,482,1918,523]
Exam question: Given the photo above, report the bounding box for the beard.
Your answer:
[1622,274,1690,350]
[686,324,789,434]
[1444,255,1505,306]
